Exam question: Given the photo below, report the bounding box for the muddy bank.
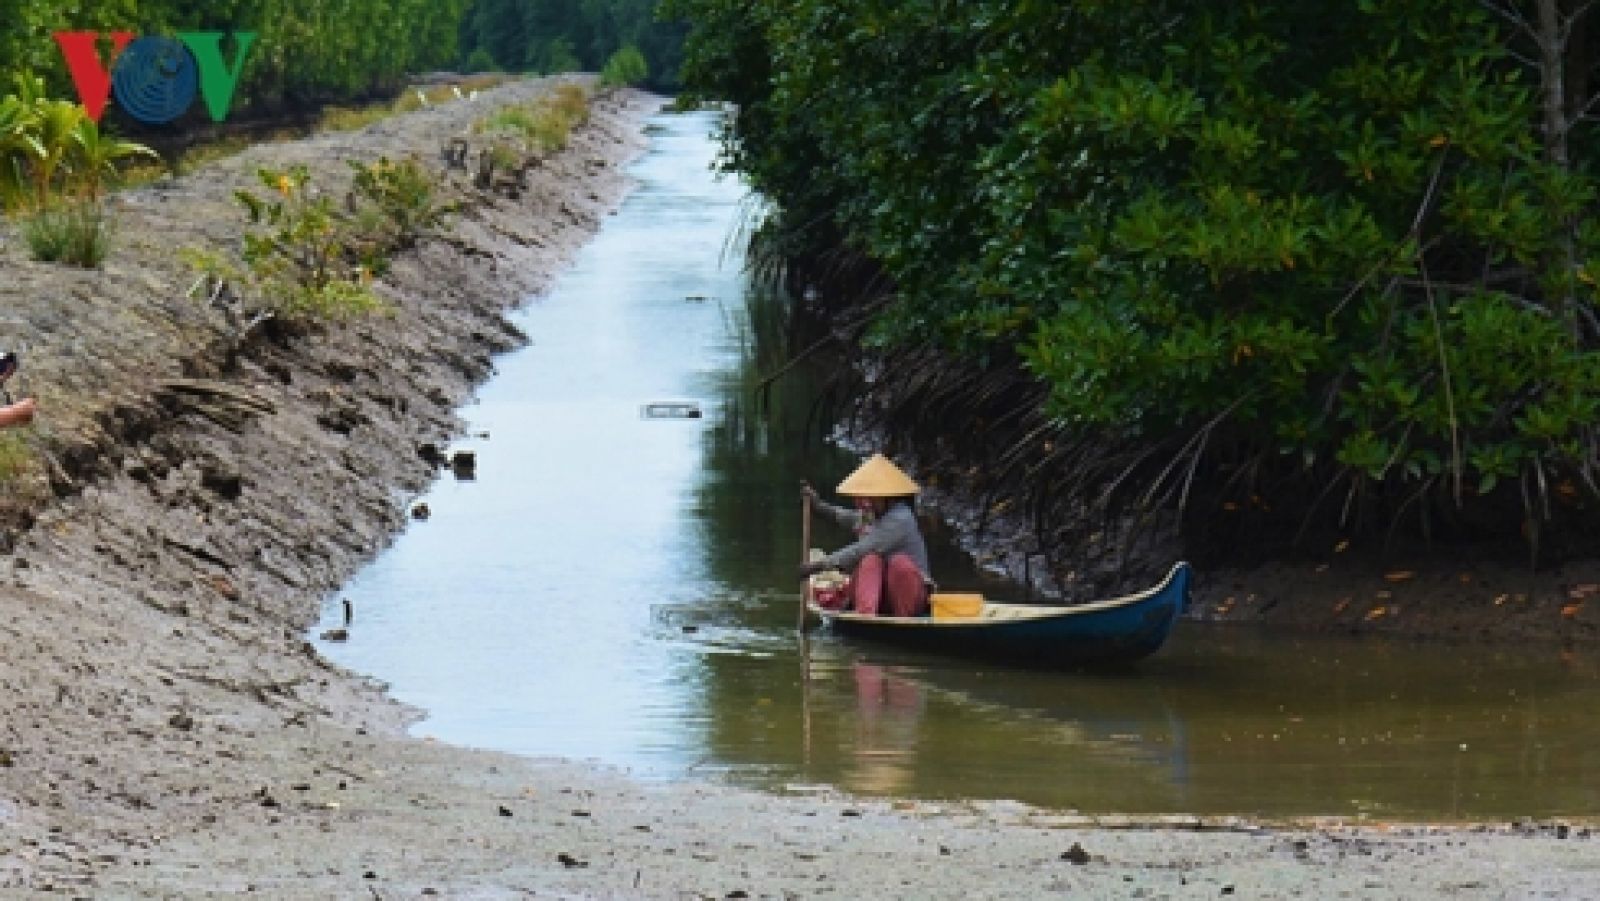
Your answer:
[0,74,651,886]
[0,77,1594,900]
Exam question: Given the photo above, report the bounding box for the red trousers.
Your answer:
[850,553,928,617]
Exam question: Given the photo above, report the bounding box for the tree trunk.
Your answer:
[1538,0,1569,167]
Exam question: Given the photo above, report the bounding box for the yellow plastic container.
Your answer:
[931,593,985,620]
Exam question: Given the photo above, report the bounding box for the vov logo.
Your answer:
[53,31,257,125]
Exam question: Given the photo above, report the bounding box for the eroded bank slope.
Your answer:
[0,75,653,886]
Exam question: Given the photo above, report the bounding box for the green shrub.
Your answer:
[22,199,110,267]
[600,45,649,89]
[476,85,590,154]
[0,431,33,484]
[349,156,456,249]
[230,166,386,322]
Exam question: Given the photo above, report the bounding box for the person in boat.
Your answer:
[0,351,31,429]
[797,453,932,617]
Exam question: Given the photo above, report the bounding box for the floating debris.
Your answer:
[640,401,702,420]
[1060,843,1090,865]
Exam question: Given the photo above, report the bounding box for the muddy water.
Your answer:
[319,110,1600,821]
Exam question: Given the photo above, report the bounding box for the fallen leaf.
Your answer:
[1365,607,1388,621]
[1334,539,1350,553]
[1562,603,1583,619]
[1383,571,1415,583]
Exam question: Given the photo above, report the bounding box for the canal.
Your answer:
[317,108,1600,822]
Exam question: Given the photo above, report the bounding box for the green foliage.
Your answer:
[0,75,157,211]
[348,156,456,250]
[476,84,590,154]
[0,431,34,485]
[0,1,471,112]
[539,37,582,75]
[21,198,110,266]
[459,0,685,90]
[600,45,648,89]
[672,0,1600,542]
[68,115,159,200]
[230,165,385,321]
[233,0,471,106]
[464,48,498,73]
[209,158,454,323]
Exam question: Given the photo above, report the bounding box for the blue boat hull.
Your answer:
[813,562,1191,667]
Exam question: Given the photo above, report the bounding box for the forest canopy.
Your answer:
[668,0,1600,554]
[457,0,685,89]
[0,0,680,113]
[0,0,468,109]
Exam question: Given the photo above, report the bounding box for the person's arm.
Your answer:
[803,483,861,530]
[826,508,912,570]
[814,498,860,530]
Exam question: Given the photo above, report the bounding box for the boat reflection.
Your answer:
[689,635,1195,810]
[841,662,925,795]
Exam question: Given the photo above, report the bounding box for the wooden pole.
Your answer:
[799,491,813,765]
[798,493,812,634]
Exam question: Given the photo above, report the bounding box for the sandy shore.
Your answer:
[0,80,1596,899]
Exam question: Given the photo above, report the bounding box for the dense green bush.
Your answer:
[600,45,648,88]
[463,48,498,74]
[670,0,1600,548]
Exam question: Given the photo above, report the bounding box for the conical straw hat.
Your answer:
[836,453,920,497]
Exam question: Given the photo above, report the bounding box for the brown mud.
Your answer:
[0,79,1594,898]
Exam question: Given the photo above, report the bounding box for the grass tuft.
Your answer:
[22,200,111,267]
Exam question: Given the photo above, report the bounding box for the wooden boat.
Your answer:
[806,561,1192,667]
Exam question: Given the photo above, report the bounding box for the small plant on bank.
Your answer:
[0,431,35,486]
[600,45,648,89]
[1,74,157,268]
[349,156,456,250]
[68,116,158,201]
[195,158,457,325]
[229,165,385,321]
[21,198,110,266]
[474,84,592,157]
[488,141,522,173]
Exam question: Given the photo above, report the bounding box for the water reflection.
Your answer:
[687,625,1600,819]
[842,663,924,794]
[319,107,1600,822]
